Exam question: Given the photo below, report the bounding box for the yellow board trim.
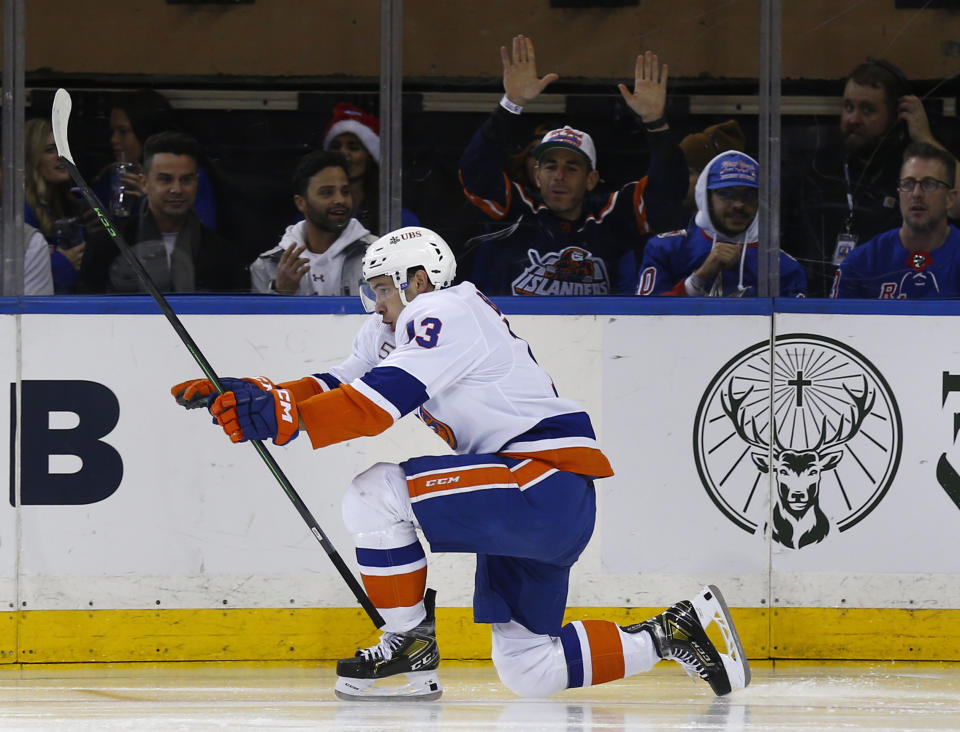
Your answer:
[0,606,957,664]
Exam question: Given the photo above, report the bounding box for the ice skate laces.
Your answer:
[661,606,713,681]
[358,632,405,662]
[668,642,710,681]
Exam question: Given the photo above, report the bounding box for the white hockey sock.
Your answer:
[618,625,661,676]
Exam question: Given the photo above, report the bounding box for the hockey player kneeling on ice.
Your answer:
[171,226,751,700]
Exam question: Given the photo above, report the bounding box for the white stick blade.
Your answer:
[51,88,75,165]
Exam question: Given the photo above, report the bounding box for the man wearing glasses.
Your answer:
[831,142,959,299]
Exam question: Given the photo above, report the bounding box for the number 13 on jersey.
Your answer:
[406,317,442,348]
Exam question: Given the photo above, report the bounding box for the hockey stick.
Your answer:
[51,89,385,629]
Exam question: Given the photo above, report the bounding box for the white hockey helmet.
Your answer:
[360,226,457,311]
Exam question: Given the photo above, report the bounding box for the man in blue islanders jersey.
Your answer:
[171,227,749,702]
[832,142,960,299]
[636,151,806,297]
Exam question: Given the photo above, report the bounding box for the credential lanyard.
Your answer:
[842,161,855,233]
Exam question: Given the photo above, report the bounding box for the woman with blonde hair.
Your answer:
[24,117,88,293]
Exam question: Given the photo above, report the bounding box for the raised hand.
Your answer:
[501,34,559,107]
[210,387,299,446]
[898,95,934,144]
[618,51,668,125]
[274,244,310,294]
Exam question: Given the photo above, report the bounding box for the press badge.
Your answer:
[832,233,857,266]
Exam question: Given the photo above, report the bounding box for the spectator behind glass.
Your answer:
[678,120,746,220]
[92,89,218,231]
[637,151,806,298]
[458,35,688,296]
[0,158,54,295]
[78,131,246,293]
[24,117,88,294]
[832,142,960,299]
[782,59,959,297]
[250,150,377,295]
[322,103,420,235]
[616,119,746,292]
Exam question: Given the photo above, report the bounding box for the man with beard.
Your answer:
[251,150,377,295]
[636,151,806,297]
[832,143,960,298]
[79,131,246,293]
[782,59,958,297]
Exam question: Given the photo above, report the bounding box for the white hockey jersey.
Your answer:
[293,282,612,479]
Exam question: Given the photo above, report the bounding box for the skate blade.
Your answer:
[334,670,443,702]
[690,584,751,691]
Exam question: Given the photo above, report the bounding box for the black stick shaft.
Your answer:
[61,156,384,629]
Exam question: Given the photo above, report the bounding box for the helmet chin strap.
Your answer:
[398,278,415,307]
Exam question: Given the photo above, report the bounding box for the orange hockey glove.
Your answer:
[171,376,276,410]
[209,387,299,446]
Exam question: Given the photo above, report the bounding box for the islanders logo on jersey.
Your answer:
[512,246,609,296]
[418,405,457,449]
[693,334,902,549]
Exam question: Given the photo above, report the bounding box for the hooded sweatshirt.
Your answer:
[251,218,376,296]
[637,152,806,297]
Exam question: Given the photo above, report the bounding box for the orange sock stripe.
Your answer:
[361,567,427,609]
[407,464,515,499]
[582,620,625,685]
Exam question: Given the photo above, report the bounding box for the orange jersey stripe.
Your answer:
[298,383,394,449]
[361,566,427,609]
[582,620,625,685]
[278,376,324,403]
[459,170,512,220]
[501,446,614,479]
[407,464,514,500]
[632,176,651,233]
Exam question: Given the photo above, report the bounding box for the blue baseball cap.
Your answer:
[707,152,759,190]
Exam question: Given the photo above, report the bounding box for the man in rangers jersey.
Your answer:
[832,142,960,299]
[171,226,750,701]
[459,35,687,296]
[636,151,807,297]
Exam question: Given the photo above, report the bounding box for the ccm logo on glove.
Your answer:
[209,385,300,446]
[277,388,295,424]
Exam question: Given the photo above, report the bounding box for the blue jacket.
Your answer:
[638,224,807,297]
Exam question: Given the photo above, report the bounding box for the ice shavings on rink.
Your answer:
[0,661,958,731]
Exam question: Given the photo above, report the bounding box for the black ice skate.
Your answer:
[622,584,750,696]
[334,588,441,701]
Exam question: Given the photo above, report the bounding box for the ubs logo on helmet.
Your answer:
[693,334,902,549]
[390,231,422,244]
